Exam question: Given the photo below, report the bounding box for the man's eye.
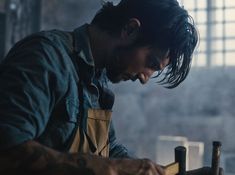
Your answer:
[147,56,160,70]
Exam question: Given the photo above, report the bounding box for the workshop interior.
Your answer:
[0,0,234,174]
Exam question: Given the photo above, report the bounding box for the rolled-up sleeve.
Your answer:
[0,36,68,150]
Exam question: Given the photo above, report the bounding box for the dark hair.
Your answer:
[92,0,198,88]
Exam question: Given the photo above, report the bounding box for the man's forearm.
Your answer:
[0,140,168,175]
[0,140,95,175]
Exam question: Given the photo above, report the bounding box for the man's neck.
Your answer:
[87,24,118,69]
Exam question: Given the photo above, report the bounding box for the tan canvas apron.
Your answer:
[69,108,112,157]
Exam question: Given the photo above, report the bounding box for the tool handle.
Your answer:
[164,162,179,175]
[211,141,221,175]
[175,146,186,175]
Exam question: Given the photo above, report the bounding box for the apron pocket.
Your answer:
[86,108,112,157]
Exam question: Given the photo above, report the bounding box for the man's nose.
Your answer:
[160,57,170,70]
[138,68,155,84]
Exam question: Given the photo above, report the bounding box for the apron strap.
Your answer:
[77,75,85,152]
[68,43,97,153]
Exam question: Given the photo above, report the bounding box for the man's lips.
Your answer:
[121,73,148,84]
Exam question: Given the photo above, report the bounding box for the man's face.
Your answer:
[105,45,170,84]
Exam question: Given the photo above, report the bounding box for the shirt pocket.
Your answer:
[86,108,112,157]
[37,97,79,150]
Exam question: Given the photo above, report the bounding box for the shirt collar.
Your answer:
[74,24,95,67]
[73,24,113,107]
[73,24,95,83]
[73,24,109,86]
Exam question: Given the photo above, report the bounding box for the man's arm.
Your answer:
[0,140,166,175]
[0,140,95,175]
[0,140,223,175]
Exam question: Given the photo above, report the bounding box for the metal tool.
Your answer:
[211,141,222,175]
[164,146,186,175]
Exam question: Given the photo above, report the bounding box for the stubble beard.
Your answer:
[105,48,129,84]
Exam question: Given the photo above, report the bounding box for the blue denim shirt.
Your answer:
[0,24,132,158]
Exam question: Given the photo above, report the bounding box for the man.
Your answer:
[0,0,222,174]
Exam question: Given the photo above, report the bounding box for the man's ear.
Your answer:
[122,18,141,41]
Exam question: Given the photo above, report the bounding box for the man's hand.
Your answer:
[84,155,165,175]
[187,167,224,175]
[113,158,165,175]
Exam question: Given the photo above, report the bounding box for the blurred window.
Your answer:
[0,0,5,12]
[180,0,235,67]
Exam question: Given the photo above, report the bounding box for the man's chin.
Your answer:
[107,74,138,84]
[106,74,122,84]
[108,77,123,84]
[108,77,135,84]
